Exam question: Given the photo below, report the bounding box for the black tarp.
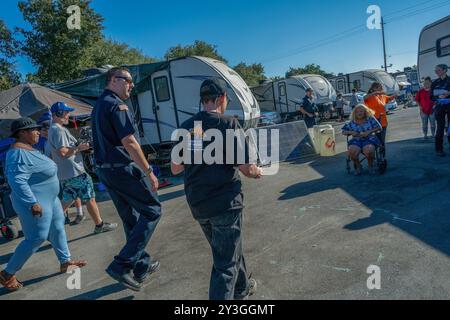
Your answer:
[0,83,93,137]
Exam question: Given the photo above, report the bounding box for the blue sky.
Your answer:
[2,0,450,78]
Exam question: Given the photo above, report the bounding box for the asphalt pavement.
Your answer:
[1,106,449,300]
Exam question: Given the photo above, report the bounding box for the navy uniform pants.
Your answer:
[196,209,250,300]
[434,105,450,153]
[96,163,161,278]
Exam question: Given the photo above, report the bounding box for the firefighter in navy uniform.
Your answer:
[171,78,262,300]
[92,67,161,292]
[431,64,450,157]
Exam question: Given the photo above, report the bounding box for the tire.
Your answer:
[378,160,388,175]
[1,223,19,240]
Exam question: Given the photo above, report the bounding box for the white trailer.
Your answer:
[418,15,450,81]
[54,56,260,147]
[329,69,399,95]
[251,74,336,120]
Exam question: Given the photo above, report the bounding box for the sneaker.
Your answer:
[105,268,142,292]
[134,261,160,284]
[94,222,118,234]
[247,278,257,297]
[73,214,85,225]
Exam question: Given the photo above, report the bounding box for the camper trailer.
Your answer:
[418,15,450,81]
[329,69,399,95]
[53,56,260,148]
[251,75,336,121]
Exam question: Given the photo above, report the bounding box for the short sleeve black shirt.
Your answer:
[177,111,250,220]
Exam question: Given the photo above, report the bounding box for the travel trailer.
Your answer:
[329,69,399,95]
[251,75,336,121]
[53,56,260,148]
[393,67,420,93]
[418,15,450,81]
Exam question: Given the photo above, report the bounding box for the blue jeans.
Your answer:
[96,164,161,278]
[420,111,436,137]
[197,209,250,300]
[6,198,71,275]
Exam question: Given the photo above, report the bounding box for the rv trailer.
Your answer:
[251,74,336,122]
[329,69,399,95]
[418,15,450,81]
[53,56,260,148]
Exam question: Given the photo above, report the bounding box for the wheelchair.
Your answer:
[345,131,387,175]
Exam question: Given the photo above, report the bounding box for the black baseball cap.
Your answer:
[10,117,42,137]
[200,78,227,99]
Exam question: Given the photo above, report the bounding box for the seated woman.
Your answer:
[342,104,382,175]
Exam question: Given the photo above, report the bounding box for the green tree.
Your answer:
[286,63,334,78]
[17,0,157,84]
[0,20,21,90]
[164,40,227,63]
[233,62,265,86]
[18,0,104,83]
[87,38,157,67]
[269,76,283,81]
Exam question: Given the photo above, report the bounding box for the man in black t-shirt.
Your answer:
[171,78,262,300]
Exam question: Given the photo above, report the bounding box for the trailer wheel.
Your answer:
[1,223,19,240]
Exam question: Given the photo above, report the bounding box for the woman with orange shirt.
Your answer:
[364,82,396,144]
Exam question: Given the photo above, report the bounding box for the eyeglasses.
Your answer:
[115,76,134,84]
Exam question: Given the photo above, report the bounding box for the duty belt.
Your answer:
[96,163,129,169]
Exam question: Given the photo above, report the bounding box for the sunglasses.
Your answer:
[115,76,134,84]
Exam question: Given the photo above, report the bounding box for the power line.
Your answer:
[385,0,450,24]
[261,0,449,65]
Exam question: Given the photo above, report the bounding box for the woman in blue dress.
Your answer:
[0,118,86,291]
[342,104,382,175]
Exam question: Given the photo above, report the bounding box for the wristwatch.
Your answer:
[145,167,153,176]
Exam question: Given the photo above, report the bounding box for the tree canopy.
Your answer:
[286,64,334,78]
[164,40,227,63]
[233,62,266,87]
[0,20,21,90]
[16,0,156,84]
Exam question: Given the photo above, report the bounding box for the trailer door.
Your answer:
[151,71,178,142]
[275,81,289,114]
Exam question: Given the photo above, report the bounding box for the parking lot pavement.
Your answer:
[1,107,450,300]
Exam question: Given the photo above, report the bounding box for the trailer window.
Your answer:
[154,76,171,102]
[353,80,361,90]
[437,35,450,57]
[337,80,344,91]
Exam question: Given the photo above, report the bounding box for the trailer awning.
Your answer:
[53,61,169,98]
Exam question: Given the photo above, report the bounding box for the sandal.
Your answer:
[0,270,23,291]
[60,259,87,273]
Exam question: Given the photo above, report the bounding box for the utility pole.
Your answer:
[381,16,388,72]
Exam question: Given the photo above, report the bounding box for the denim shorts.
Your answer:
[60,173,96,203]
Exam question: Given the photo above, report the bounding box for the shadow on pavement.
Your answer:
[280,137,450,257]
[0,272,61,297]
[65,282,131,300]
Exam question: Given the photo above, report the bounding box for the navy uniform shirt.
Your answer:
[177,111,249,220]
[302,96,316,113]
[92,89,137,165]
[431,75,450,108]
